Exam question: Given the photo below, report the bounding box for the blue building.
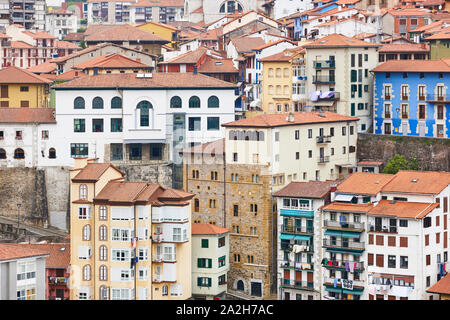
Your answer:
[372,59,450,138]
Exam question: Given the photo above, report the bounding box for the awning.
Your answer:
[280,234,295,241]
[324,230,361,238]
[123,139,166,144]
[324,287,342,293]
[294,235,312,241]
[250,99,261,107]
[334,194,355,202]
[311,100,335,106]
[343,289,363,295]
[280,209,314,218]
[325,249,362,255]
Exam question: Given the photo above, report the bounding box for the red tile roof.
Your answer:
[56,40,80,49]
[85,24,169,43]
[52,72,237,89]
[259,47,304,62]
[130,0,184,7]
[73,53,152,70]
[381,170,450,195]
[0,243,49,262]
[192,223,229,235]
[357,160,383,166]
[72,163,124,182]
[222,111,359,128]
[0,66,53,84]
[23,31,57,39]
[273,180,338,198]
[379,43,429,53]
[27,61,57,74]
[16,243,70,268]
[197,56,238,74]
[336,172,395,195]
[11,40,33,48]
[369,199,439,219]
[63,32,85,42]
[253,39,297,51]
[321,202,374,213]
[230,36,266,53]
[52,69,87,81]
[386,8,432,16]
[372,59,450,72]
[136,20,177,31]
[303,33,381,48]
[427,273,450,295]
[424,27,450,40]
[161,46,208,64]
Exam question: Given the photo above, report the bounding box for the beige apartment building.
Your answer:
[69,157,194,300]
[181,111,359,300]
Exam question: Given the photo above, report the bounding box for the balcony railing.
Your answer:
[369,225,397,233]
[323,220,365,230]
[316,135,331,143]
[153,233,163,243]
[313,60,335,69]
[384,112,391,118]
[312,75,335,84]
[152,254,162,263]
[317,156,330,163]
[384,95,391,100]
[281,279,314,290]
[153,274,162,283]
[48,276,67,285]
[280,260,314,271]
[281,225,314,235]
[322,259,364,271]
[281,243,314,252]
[163,254,176,262]
[323,277,364,288]
[323,238,365,250]
[426,94,449,102]
[401,113,409,119]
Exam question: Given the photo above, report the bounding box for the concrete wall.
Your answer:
[357,133,450,172]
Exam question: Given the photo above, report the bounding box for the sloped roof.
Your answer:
[273,180,337,198]
[197,56,238,73]
[72,163,124,182]
[53,72,237,89]
[11,40,33,48]
[192,223,229,235]
[0,108,56,123]
[424,27,450,40]
[73,53,152,70]
[427,273,450,295]
[372,59,450,72]
[303,33,381,48]
[56,40,80,49]
[27,61,57,74]
[63,32,84,42]
[379,43,429,53]
[368,199,439,219]
[336,172,395,195]
[23,31,57,39]
[230,36,266,52]
[16,244,70,268]
[161,46,208,64]
[222,112,359,128]
[321,202,374,213]
[0,66,53,84]
[85,24,169,43]
[381,170,450,195]
[0,243,49,262]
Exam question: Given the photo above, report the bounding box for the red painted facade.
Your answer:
[47,268,70,300]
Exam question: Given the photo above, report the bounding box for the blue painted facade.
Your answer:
[373,70,450,138]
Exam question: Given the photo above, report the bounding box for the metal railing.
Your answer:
[281,225,314,235]
[317,156,330,163]
[313,60,335,69]
[281,279,314,290]
[323,238,365,250]
[369,225,397,233]
[323,277,364,287]
[312,75,335,84]
[426,94,449,101]
[280,260,314,271]
[316,135,331,143]
[322,259,364,270]
[324,220,365,230]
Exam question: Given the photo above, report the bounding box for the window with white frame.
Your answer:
[138,247,148,261]
[78,287,91,300]
[99,245,107,261]
[99,206,107,220]
[82,224,91,241]
[111,228,132,241]
[99,265,107,281]
[121,269,133,281]
[138,267,148,281]
[79,184,87,199]
[83,264,91,281]
[112,249,130,261]
[173,228,182,241]
[78,246,91,260]
[78,207,90,219]
[111,288,133,300]
[99,225,107,241]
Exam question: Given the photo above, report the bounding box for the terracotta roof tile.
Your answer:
[379,43,429,53]
[73,53,152,70]
[222,111,359,128]
[259,47,304,62]
[52,69,87,81]
[23,31,57,39]
[16,244,70,268]
[357,160,383,166]
[197,56,238,73]
[424,27,450,40]
[273,180,338,198]
[63,32,84,42]
[0,243,49,262]
[85,24,169,43]
[369,199,439,219]
[230,36,266,52]
[27,61,57,74]
[56,40,80,49]
[162,46,208,64]
[0,66,53,84]
[303,33,381,48]
[253,39,297,51]
[72,163,124,182]
[381,170,450,195]
[52,72,237,89]
[321,202,373,213]
[427,273,450,295]
[94,181,149,202]
[136,20,177,31]
[192,223,229,235]
[0,108,56,123]
[130,0,184,7]
[386,8,432,16]
[372,59,450,72]
[336,172,395,195]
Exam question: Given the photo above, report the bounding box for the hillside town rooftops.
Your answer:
[371,58,450,72]
[0,108,56,123]
[0,66,53,84]
[336,172,395,195]
[273,180,338,198]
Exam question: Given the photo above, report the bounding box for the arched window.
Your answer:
[276,68,281,78]
[99,206,107,220]
[220,1,243,13]
[83,264,91,281]
[268,68,274,78]
[111,97,122,109]
[48,148,56,159]
[100,285,109,299]
[14,148,24,159]
[99,245,108,261]
[79,184,87,200]
[170,96,182,108]
[99,265,108,281]
[137,100,153,127]
[92,97,104,109]
[207,96,219,108]
[74,97,85,109]
[189,96,200,108]
[237,280,244,291]
[82,224,91,241]
[0,148,6,159]
[99,225,107,241]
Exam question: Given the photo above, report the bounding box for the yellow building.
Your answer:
[69,158,194,300]
[255,47,305,118]
[0,66,52,108]
[136,21,179,49]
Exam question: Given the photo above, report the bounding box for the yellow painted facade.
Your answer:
[69,158,192,300]
[0,83,50,108]
[136,22,178,48]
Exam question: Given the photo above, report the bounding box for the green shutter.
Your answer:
[197,258,202,268]
[208,278,212,287]
[358,84,362,97]
[351,103,355,116]
[208,259,212,268]
[351,70,357,82]
[201,239,209,248]
[197,277,202,287]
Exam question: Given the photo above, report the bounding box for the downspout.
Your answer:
[223,150,226,228]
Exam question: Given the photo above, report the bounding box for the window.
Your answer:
[233,153,238,162]
[197,277,212,287]
[137,101,152,127]
[92,97,104,109]
[111,118,122,132]
[208,96,219,108]
[188,117,201,131]
[74,97,85,109]
[74,119,85,132]
[400,256,408,269]
[198,258,212,268]
[99,225,107,241]
[82,224,91,241]
[92,119,104,132]
[233,205,239,216]
[202,239,209,248]
[207,117,220,130]
[99,265,107,281]
[20,86,29,92]
[170,96,182,108]
[71,143,88,157]
[218,237,225,247]
[111,97,122,109]
[295,130,299,140]
[399,220,408,227]
[388,255,396,268]
[424,217,432,228]
[342,126,346,136]
[83,265,91,281]
[14,148,24,159]
[189,96,200,108]
[376,254,384,267]
[0,148,6,159]
[426,254,431,266]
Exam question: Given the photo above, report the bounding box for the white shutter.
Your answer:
[111,267,122,281]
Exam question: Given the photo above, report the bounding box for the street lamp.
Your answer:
[17,203,21,240]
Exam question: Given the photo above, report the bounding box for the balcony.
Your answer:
[312,75,335,84]
[48,276,67,285]
[384,95,391,100]
[281,243,314,253]
[369,225,397,233]
[281,225,314,235]
[323,238,365,251]
[384,112,391,119]
[313,60,335,69]
[323,277,365,289]
[401,113,409,119]
[322,259,364,271]
[153,274,162,283]
[163,253,176,262]
[280,260,314,271]
[153,233,163,243]
[317,156,330,163]
[152,254,163,263]
[316,135,331,143]
[426,94,450,102]
[323,220,365,231]
[281,279,314,290]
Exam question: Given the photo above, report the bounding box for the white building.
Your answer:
[51,72,238,167]
[272,0,314,20]
[0,108,57,168]
[45,9,78,40]
[191,223,230,300]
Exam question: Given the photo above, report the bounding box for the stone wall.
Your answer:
[117,163,173,188]
[357,133,450,171]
